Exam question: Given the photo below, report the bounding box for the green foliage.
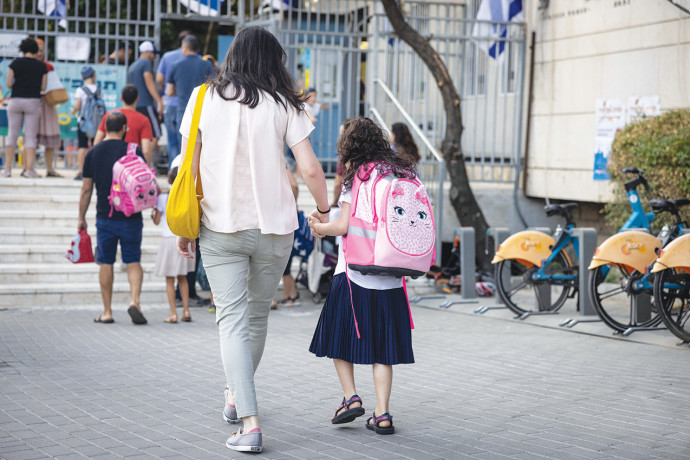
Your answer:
[606,110,690,230]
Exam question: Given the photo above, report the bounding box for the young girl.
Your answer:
[153,167,196,323]
[307,117,417,435]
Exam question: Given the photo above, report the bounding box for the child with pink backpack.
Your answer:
[307,117,435,436]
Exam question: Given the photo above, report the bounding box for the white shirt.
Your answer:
[335,185,403,290]
[304,101,321,118]
[156,193,175,238]
[75,83,98,118]
[179,85,314,235]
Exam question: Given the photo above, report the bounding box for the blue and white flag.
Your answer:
[37,0,67,29]
[179,0,224,16]
[472,0,524,60]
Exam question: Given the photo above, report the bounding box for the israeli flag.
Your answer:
[37,0,67,28]
[179,0,224,16]
[472,0,524,60]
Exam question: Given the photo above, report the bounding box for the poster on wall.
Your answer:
[593,98,625,181]
[627,96,660,124]
[0,61,126,140]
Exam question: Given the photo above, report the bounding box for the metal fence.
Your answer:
[0,0,525,185]
[368,0,526,183]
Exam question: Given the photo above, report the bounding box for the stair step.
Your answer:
[0,282,167,308]
[0,263,159,284]
[0,227,163,245]
[0,244,160,264]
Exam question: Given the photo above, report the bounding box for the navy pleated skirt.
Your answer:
[309,273,415,365]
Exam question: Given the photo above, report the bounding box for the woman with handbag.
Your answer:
[3,37,47,178]
[35,38,63,177]
[174,27,329,453]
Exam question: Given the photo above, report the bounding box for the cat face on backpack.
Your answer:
[386,180,434,255]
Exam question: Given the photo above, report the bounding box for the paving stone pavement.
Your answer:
[1,295,690,460]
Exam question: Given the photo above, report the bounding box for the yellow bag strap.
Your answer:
[184,83,208,196]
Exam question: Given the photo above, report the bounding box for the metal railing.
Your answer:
[370,79,445,263]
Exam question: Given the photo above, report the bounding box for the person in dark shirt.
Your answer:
[166,35,214,143]
[78,112,148,326]
[3,38,48,178]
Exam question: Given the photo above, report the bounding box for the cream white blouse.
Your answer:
[179,85,314,236]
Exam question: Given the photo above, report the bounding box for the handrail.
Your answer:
[371,78,445,264]
[368,107,390,135]
[373,78,444,163]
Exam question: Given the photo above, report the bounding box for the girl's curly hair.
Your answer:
[338,117,416,191]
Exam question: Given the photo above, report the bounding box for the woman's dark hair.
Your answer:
[209,27,303,111]
[19,38,38,55]
[391,122,420,163]
[338,117,416,191]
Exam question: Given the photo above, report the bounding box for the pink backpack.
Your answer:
[108,143,158,217]
[343,162,436,278]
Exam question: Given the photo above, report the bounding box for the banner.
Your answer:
[627,95,660,124]
[56,35,91,62]
[0,61,126,139]
[593,98,625,181]
[0,32,25,58]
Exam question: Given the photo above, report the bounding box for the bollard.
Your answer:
[571,227,598,316]
[475,227,510,313]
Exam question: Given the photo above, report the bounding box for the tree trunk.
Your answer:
[380,0,491,270]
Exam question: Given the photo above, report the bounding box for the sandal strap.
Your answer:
[335,394,362,415]
[371,412,392,424]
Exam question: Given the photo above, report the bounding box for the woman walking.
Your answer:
[3,37,48,178]
[176,27,329,453]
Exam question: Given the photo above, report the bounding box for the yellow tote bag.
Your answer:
[166,83,208,239]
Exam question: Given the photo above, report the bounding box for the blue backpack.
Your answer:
[78,86,106,139]
[291,211,314,259]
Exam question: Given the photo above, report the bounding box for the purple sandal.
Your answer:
[366,412,395,435]
[331,394,365,424]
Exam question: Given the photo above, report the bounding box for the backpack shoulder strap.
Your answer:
[126,142,138,156]
[81,85,94,98]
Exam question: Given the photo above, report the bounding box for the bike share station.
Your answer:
[412,224,603,328]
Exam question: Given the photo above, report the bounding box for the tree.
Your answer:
[380,0,491,269]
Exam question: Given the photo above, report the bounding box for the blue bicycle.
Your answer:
[493,167,654,317]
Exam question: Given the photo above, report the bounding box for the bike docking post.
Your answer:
[511,227,557,320]
[439,227,479,308]
[559,227,601,328]
[475,227,510,314]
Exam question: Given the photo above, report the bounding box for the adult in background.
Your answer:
[156,30,191,169]
[3,37,47,178]
[78,112,148,326]
[35,38,63,177]
[93,84,153,164]
[127,41,163,155]
[390,122,420,164]
[106,41,134,65]
[166,35,214,142]
[176,27,329,452]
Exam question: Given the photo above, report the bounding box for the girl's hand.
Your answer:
[177,237,196,258]
[307,216,325,239]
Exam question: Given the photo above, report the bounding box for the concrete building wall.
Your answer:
[524,0,690,203]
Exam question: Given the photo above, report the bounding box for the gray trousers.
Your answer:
[199,226,293,418]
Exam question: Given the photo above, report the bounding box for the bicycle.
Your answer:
[492,167,655,318]
[589,198,687,335]
[651,200,690,343]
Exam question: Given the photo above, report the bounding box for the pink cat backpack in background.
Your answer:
[108,143,158,217]
[343,162,436,278]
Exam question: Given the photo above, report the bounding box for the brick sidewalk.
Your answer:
[1,298,690,459]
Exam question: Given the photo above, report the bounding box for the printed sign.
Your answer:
[627,95,660,124]
[0,32,24,58]
[593,99,624,181]
[56,35,91,62]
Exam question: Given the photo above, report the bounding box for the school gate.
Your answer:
[0,0,526,249]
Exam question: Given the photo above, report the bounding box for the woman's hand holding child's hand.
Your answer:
[307,215,325,239]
